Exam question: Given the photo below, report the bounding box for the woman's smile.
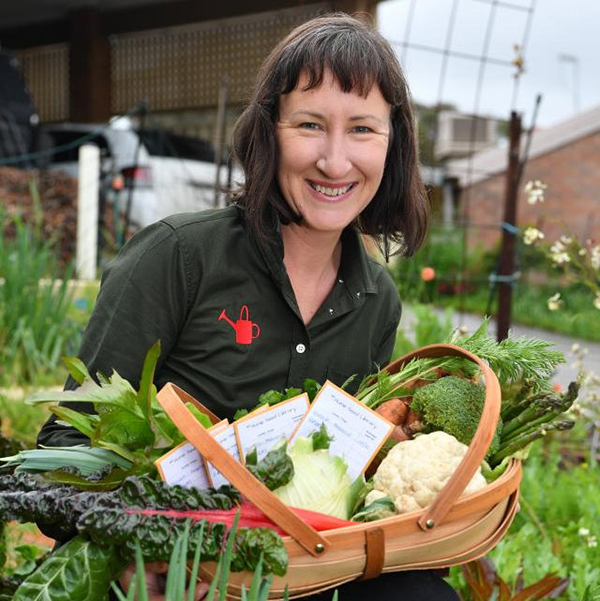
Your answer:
[307,179,356,201]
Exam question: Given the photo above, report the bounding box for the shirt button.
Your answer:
[296,343,306,354]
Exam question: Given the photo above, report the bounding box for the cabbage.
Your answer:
[272,427,365,520]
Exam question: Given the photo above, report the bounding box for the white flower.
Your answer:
[551,252,571,265]
[579,248,587,256]
[559,235,573,245]
[550,241,565,253]
[579,527,591,537]
[572,343,580,353]
[523,227,545,245]
[591,246,600,270]
[594,293,600,310]
[547,293,563,311]
[524,180,547,204]
[589,536,598,548]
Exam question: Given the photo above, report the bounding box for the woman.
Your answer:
[39,12,457,601]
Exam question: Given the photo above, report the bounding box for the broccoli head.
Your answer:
[410,376,502,457]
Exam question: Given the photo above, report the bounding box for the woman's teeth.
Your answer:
[310,183,353,197]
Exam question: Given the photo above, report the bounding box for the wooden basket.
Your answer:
[156,344,522,599]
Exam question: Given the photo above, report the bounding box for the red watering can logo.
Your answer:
[218,305,261,345]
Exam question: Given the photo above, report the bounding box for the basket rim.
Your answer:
[278,457,522,540]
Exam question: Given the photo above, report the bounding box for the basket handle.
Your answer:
[384,343,501,531]
[156,383,330,557]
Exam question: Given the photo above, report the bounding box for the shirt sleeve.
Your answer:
[37,221,191,448]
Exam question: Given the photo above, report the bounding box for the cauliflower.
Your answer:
[365,431,488,515]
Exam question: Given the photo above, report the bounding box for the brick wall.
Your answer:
[463,129,600,250]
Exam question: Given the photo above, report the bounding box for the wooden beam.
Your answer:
[68,8,111,122]
[0,20,69,49]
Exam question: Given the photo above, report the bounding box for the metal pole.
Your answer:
[213,77,229,208]
[496,111,522,341]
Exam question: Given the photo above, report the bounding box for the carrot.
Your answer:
[404,409,424,435]
[388,425,411,443]
[375,398,410,425]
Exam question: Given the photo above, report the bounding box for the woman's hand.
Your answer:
[120,561,210,601]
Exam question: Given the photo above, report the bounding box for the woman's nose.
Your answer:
[316,134,351,178]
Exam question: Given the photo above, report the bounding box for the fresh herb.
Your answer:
[356,319,565,409]
[24,342,211,485]
[234,379,322,420]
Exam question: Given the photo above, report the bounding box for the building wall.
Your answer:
[463,130,600,250]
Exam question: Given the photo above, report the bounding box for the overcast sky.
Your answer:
[377,0,599,129]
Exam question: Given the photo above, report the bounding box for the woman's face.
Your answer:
[276,69,391,238]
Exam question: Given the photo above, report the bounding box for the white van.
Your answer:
[37,118,239,230]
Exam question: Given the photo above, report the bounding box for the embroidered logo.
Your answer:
[218,305,261,345]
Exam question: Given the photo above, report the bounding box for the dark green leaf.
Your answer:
[256,390,284,406]
[50,406,96,439]
[246,441,293,491]
[310,423,332,451]
[302,379,321,402]
[137,341,161,421]
[62,356,91,386]
[91,408,155,450]
[13,536,126,601]
[282,388,302,400]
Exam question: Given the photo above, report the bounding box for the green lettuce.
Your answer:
[272,425,366,520]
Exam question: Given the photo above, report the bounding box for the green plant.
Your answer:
[0,190,80,386]
[449,438,600,600]
[392,303,454,358]
[0,393,50,448]
[459,556,569,601]
[111,516,293,601]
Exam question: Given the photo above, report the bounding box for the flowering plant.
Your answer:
[521,181,600,312]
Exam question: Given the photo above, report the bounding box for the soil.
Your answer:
[0,167,78,266]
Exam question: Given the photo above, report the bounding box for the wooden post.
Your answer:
[496,112,522,341]
[76,144,100,280]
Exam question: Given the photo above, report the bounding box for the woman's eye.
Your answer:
[352,125,373,134]
[300,122,321,130]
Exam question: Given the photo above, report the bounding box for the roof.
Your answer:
[446,103,600,187]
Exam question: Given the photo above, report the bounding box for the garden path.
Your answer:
[400,308,600,390]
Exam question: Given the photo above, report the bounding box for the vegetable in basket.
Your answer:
[23,342,212,488]
[0,472,289,601]
[409,375,503,457]
[364,431,488,515]
[273,425,366,519]
[247,425,367,521]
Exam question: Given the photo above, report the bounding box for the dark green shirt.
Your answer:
[38,205,401,447]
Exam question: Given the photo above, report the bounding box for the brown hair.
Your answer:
[232,12,429,257]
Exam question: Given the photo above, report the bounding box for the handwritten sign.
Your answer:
[155,441,212,490]
[235,394,310,462]
[205,423,242,488]
[291,381,394,480]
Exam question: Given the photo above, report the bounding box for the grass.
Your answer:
[390,225,600,343]
[433,282,600,342]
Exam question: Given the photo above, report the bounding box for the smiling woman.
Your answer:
[37,12,442,601]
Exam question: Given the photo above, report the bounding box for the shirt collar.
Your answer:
[253,219,379,296]
[339,228,378,295]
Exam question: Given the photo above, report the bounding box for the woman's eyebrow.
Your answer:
[286,110,325,120]
[349,114,389,126]
[287,110,388,125]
